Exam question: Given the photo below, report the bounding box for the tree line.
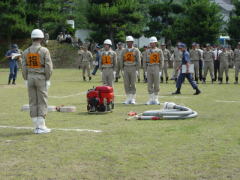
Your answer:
[0,0,240,47]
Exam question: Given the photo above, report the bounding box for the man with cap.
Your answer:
[143,36,164,105]
[5,44,21,85]
[218,46,231,84]
[234,42,240,84]
[196,44,204,81]
[190,42,202,83]
[202,44,215,84]
[99,39,117,87]
[171,42,183,81]
[79,45,93,81]
[172,43,201,95]
[115,42,124,82]
[91,45,101,76]
[161,43,171,83]
[120,36,141,104]
[22,29,53,134]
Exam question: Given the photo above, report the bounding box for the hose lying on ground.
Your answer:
[126,102,198,120]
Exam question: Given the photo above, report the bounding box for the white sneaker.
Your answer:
[123,94,130,104]
[153,95,160,105]
[34,117,51,134]
[32,117,38,133]
[145,94,154,105]
[130,94,136,104]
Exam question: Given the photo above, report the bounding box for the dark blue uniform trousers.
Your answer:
[176,73,198,90]
[9,61,18,80]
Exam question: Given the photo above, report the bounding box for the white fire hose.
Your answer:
[126,102,198,120]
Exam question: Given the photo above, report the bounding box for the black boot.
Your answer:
[89,77,92,81]
[219,77,222,84]
[172,88,181,95]
[115,77,118,82]
[166,77,169,83]
[8,79,11,85]
[138,77,140,83]
[83,76,86,81]
[194,88,201,95]
[160,77,163,83]
[12,79,16,85]
[195,78,198,84]
[226,77,229,84]
[202,78,206,84]
[234,77,238,84]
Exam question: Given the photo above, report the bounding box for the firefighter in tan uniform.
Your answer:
[99,39,117,87]
[115,42,124,82]
[143,37,164,105]
[190,42,201,83]
[22,29,53,134]
[120,36,141,104]
[79,46,93,81]
[171,43,182,81]
[218,46,231,84]
[161,43,171,83]
[234,42,240,84]
[202,44,215,84]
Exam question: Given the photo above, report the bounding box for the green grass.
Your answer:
[0,68,240,180]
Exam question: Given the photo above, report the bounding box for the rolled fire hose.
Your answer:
[21,105,76,112]
[128,102,198,120]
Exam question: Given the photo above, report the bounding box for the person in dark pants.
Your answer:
[213,45,222,81]
[91,45,101,76]
[172,43,201,95]
[197,44,203,81]
[5,44,21,85]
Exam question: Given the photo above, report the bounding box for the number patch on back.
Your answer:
[26,53,41,68]
[149,53,160,64]
[102,55,112,65]
[124,52,135,62]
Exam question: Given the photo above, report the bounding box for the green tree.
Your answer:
[145,0,185,42]
[170,0,222,46]
[87,0,144,46]
[0,0,30,43]
[228,0,240,46]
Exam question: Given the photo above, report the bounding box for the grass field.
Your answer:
[0,68,240,180]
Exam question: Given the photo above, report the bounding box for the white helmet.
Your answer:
[149,36,158,43]
[104,39,112,45]
[126,36,134,42]
[31,29,44,39]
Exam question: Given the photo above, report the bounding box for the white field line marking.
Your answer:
[49,92,86,98]
[0,125,102,133]
[216,100,240,103]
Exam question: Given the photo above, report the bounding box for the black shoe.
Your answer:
[160,77,163,83]
[172,89,181,95]
[12,80,16,85]
[83,77,86,81]
[194,89,201,95]
[138,78,140,83]
[8,79,11,85]
[115,77,118,82]
[89,77,92,81]
[166,77,168,83]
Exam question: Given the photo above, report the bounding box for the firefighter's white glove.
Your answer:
[24,80,28,88]
[113,71,116,79]
[136,71,139,76]
[46,80,51,90]
[100,71,102,76]
[159,72,162,78]
[145,72,147,77]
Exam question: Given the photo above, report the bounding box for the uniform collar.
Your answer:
[32,42,41,47]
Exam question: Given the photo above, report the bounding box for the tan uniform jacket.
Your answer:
[190,49,201,61]
[79,50,93,63]
[120,47,141,70]
[203,50,214,62]
[172,48,182,61]
[99,50,117,70]
[234,49,240,62]
[22,42,53,80]
[162,48,171,62]
[219,51,231,65]
[143,48,164,70]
